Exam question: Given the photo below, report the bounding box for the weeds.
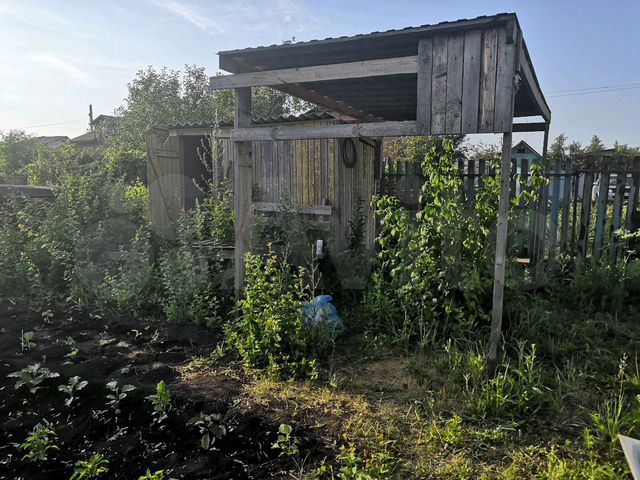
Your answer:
[105,381,135,415]
[70,453,109,479]
[188,412,227,450]
[272,423,300,457]
[58,376,88,407]
[146,380,171,423]
[19,422,60,463]
[8,363,60,394]
[20,330,36,350]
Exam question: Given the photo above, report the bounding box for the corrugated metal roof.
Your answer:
[219,13,513,55]
[162,111,335,130]
[215,12,549,125]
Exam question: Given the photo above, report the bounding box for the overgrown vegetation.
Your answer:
[3,61,640,477]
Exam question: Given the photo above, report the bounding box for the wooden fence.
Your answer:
[380,154,640,266]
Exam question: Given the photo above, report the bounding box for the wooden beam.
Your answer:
[234,87,252,298]
[512,122,547,132]
[214,56,382,123]
[272,84,381,123]
[253,202,332,215]
[488,131,513,375]
[231,120,419,141]
[488,27,521,376]
[210,56,418,89]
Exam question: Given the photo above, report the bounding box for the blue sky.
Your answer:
[1,0,639,152]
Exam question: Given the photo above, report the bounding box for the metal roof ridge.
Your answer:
[217,12,516,55]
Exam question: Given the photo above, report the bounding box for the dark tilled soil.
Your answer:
[0,302,303,479]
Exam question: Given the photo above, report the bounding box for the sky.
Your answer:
[0,0,639,152]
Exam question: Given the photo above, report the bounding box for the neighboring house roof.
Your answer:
[93,114,118,125]
[69,130,101,146]
[511,140,541,158]
[68,114,119,148]
[35,136,69,148]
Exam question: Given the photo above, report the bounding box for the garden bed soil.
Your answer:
[0,302,316,479]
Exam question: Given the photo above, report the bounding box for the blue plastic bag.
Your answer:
[301,295,349,336]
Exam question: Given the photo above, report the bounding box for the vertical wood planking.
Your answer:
[416,38,433,134]
[609,166,625,263]
[577,157,595,258]
[478,159,486,190]
[493,27,516,132]
[593,163,609,261]
[461,30,482,134]
[519,159,529,255]
[478,28,498,133]
[629,157,640,230]
[431,35,448,135]
[559,159,572,254]
[548,159,562,259]
[445,33,464,134]
[467,159,476,204]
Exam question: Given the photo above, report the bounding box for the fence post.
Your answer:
[610,159,626,263]
[577,156,595,259]
[593,158,609,262]
[559,158,572,254]
[548,158,562,260]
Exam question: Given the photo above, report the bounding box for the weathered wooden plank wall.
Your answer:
[416,25,514,135]
[148,124,378,255]
[146,129,183,240]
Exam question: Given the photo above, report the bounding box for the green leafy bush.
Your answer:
[227,249,333,378]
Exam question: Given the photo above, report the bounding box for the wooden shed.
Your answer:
[146,111,382,254]
[209,12,551,371]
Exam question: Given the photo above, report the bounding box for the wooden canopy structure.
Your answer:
[210,12,551,371]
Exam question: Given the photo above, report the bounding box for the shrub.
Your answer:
[158,246,219,326]
[227,248,333,378]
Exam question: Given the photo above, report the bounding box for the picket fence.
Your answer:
[380,155,640,267]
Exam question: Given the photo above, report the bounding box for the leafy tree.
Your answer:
[108,65,307,151]
[0,130,44,175]
[384,135,466,163]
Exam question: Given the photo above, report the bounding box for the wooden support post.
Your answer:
[488,131,513,376]
[234,87,252,298]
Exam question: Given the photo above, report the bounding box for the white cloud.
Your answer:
[148,0,320,37]
[28,54,92,86]
[149,0,223,33]
[0,0,71,30]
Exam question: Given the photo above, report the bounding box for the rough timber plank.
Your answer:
[445,33,464,134]
[610,168,625,263]
[593,164,610,261]
[493,27,516,132]
[479,28,498,133]
[416,38,434,134]
[231,121,419,141]
[210,56,418,89]
[461,30,482,134]
[559,159,572,253]
[431,35,448,135]
[488,131,512,374]
[233,87,252,296]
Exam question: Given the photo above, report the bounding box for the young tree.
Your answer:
[108,65,307,151]
[0,130,44,175]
